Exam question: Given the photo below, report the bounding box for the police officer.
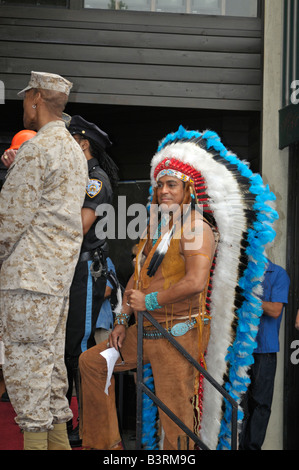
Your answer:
[65,115,119,446]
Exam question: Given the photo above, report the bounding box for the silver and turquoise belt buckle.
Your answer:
[170,318,199,337]
[171,321,192,337]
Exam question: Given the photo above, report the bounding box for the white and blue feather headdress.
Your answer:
[145,126,278,450]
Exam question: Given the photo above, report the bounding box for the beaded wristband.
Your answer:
[114,312,131,328]
[145,292,162,311]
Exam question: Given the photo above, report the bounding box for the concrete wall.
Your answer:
[261,0,289,450]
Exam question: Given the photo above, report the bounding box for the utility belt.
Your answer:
[143,317,209,339]
[79,243,108,280]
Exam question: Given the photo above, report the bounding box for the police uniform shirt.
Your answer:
[81,157,113,252]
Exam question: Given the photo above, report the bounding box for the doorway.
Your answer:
[284,142,299,450]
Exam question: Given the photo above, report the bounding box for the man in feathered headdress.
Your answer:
[79,126,278,450]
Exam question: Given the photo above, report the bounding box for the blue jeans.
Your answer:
[239,353,277,450]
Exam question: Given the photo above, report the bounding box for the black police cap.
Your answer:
[68,115,112,150]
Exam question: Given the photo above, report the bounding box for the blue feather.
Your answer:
[142,364,159,449]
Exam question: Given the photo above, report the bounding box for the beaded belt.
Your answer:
[143,318,201,339]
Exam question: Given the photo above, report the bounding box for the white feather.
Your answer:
[151,141,249,449]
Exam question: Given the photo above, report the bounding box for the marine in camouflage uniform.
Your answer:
[0,72,88,450]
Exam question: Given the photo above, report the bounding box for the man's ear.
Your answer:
[33,90,42,107]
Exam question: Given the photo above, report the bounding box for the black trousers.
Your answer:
[239,352,277,450]
[65,259,106,406]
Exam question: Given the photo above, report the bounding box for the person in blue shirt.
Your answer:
[96,257,118,331]
[239,259,290,450]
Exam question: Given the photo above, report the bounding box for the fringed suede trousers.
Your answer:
[79,323,201,450]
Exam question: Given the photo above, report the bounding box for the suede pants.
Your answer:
[79,323,201,450]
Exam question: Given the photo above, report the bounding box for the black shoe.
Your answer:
[68,425,82,448]
[1,391,10,402]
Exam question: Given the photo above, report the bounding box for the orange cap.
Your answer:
[5,129,36,152]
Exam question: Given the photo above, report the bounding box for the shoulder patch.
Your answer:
[86,178,102,198]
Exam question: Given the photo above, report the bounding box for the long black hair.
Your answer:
[84,137,119,189]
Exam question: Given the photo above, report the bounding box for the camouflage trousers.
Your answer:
[0,289,73,432]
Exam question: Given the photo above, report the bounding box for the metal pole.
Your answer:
[135,310,239,450]
[231,403,238,451]
[135,311,144,450]
[140,382,210,450]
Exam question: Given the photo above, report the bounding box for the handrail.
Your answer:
[135,310,238,450]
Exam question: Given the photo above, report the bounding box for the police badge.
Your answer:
[86,178,102,198]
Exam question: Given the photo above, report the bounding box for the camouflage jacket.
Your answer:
[0,120,88,296]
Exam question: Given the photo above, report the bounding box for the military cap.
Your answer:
[18,71,73,97]
[68,115,112,150]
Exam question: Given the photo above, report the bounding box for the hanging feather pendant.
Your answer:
[147,224,175,277]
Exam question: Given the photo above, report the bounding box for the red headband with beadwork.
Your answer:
[154,157,211,212]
